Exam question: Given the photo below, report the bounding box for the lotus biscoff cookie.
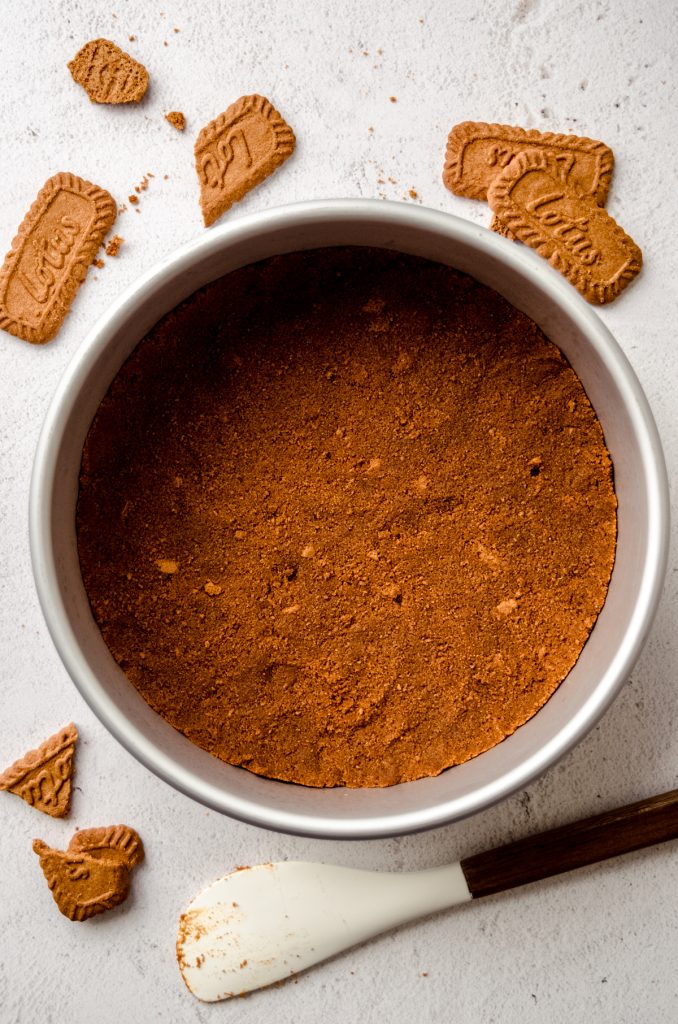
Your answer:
[488,149,642,304]
[68,38,149,104]
[194,94,296,227]
[0,724,78,817]
[443,121,614,203]
[33,825,144,921]
[0,173,117,344]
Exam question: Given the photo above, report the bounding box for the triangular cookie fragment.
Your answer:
[194,94,296,227]
[32,839,129,921]
[0,723,77,817]
[69,824,144,868]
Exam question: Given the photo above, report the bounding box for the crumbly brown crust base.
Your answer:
[77,248,617,787]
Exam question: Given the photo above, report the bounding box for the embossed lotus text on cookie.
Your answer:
[0,172,117,344]
[0,723,78,817]
[33,825,144,921]
[68,38,149,104]
[443,121,614,205]
[194,94,296,227]
[487,149,642,304]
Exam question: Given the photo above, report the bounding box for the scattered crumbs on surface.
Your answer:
[390,95,397,102]
[377,47,383,55]
[368,126,374,133]
[166,110,186,131]
[173,26,180,33]
[128,194,139,205]
[93,258,104,269]
[128,34,136,41]
[163,40,168,47]
[163,174,169,180]
[105,235,124,257]
[118,204,127,214]
[147,171,155,177]
[362,50,369,56]
[421,972,428,978]
[408,188,418,199]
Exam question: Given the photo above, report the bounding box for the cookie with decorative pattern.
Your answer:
[0,723,77,817]
[195,94,296,227]
[487,148,641,304]
[32,825,144,921]
[68,38,148,104]
[0,173,117,343]
[443,121,614,203]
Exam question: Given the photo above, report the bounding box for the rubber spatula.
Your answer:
[177,788,678,1001]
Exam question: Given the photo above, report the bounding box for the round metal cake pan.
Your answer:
[29,200,670,839]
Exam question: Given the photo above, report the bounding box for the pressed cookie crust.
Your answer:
[76,247,617,787]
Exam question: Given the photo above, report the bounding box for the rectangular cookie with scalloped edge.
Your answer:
[443,121,614,205]
[0,173,117,344]
[487,148,641,305]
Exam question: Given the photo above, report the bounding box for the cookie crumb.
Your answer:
[389,96,397,102]
[128,194,139,205]
[156,558,178,574]
[105,235,124,257]
[166,110,186,131]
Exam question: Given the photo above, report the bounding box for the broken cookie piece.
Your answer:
[194,94,295,227]
[33,825,144,921]
[0,723,78,817]
[68,38,149,104]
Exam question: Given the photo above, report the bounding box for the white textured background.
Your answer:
[1,1,677,1021]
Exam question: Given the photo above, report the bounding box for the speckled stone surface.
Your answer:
[0,2,677,1021]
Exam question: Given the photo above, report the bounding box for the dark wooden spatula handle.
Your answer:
[461,788,678,899]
